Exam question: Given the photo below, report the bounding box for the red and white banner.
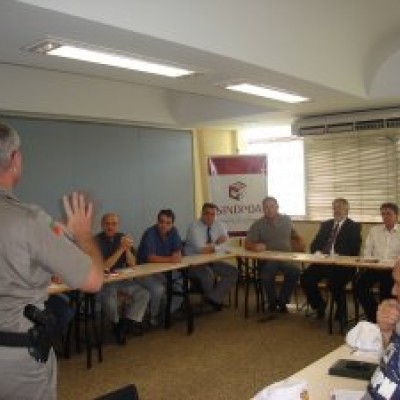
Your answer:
[208,155,267,234]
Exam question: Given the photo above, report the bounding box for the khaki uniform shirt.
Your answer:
[0,187,91,333]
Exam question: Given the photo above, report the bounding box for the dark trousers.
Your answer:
[258,261,300,309]
[353,269,393,322]
[301,264,355,313]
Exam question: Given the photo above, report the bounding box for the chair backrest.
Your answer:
[93,384,139,400]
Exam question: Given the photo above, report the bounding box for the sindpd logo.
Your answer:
[229,181,246,201]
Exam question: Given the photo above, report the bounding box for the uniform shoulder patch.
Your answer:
[49,220,63,237]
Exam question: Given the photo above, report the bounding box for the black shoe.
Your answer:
[112,322,126,345]
[205,297,223,312]
[171,307,186,321]
[316,302,326,319]
[120,318,144,336]
[268,303,277,313]
[131,321,144,336]
[278,304,289,314]
[149,312,165,328]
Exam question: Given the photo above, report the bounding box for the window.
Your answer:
[238,126,305,216]
[239,126,400,221]
[305,131,400,222]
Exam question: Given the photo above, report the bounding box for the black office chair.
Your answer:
[94,384,139,400]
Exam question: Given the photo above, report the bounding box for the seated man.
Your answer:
[364,259,400,399]
[136,209,183,325]
[301,198,361,320]
[245,196,303,314]
[354,202,400,322]
[96,213,150,345]
[185,202,238,311]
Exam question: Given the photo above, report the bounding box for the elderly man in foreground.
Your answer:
[363,259,400,399]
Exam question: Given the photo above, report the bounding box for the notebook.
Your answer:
[328,359,378,381]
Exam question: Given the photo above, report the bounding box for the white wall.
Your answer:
[0,64,176,126]
[5,116,194,239]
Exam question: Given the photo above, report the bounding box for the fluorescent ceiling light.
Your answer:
[29,41,194,78]
[226,83,309,103]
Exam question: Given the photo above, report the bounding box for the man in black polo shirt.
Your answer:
[97,213,149,345]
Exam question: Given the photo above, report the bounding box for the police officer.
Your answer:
[0,121,104,399]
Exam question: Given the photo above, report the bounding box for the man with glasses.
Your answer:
[354,203,400,322]
[97,213,150,344]
[185,203,237,311]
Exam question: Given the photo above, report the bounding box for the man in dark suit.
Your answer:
[301,198,361,320]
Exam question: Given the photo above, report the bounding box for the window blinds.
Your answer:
[305,131,400,222]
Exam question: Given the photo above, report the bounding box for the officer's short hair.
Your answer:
[0,121,20,170]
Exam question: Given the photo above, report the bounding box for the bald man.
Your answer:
[96,213,149,345]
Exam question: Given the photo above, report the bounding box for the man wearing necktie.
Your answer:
[301,198,361,322]
[184,203,238,311]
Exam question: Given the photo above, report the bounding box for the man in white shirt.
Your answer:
[185,203,237,310]
[354,202,400,322]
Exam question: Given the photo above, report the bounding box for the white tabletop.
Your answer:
[289,344,378,398]
[230,246,394,270]
[48,252,235,294]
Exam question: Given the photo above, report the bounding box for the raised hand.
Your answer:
[62,192,93,240]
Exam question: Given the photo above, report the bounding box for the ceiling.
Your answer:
[2,0,400,129]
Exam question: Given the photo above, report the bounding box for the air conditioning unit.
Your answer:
[292,107,400,136]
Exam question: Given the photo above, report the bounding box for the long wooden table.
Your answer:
[48,248,394,368]
[48,262,188,295]
[230,247,394,270]
[48,252,235,294]
[48,249,394,295]
[229,247,395,328]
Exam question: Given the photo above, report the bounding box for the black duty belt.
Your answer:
[0,331,30,347]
